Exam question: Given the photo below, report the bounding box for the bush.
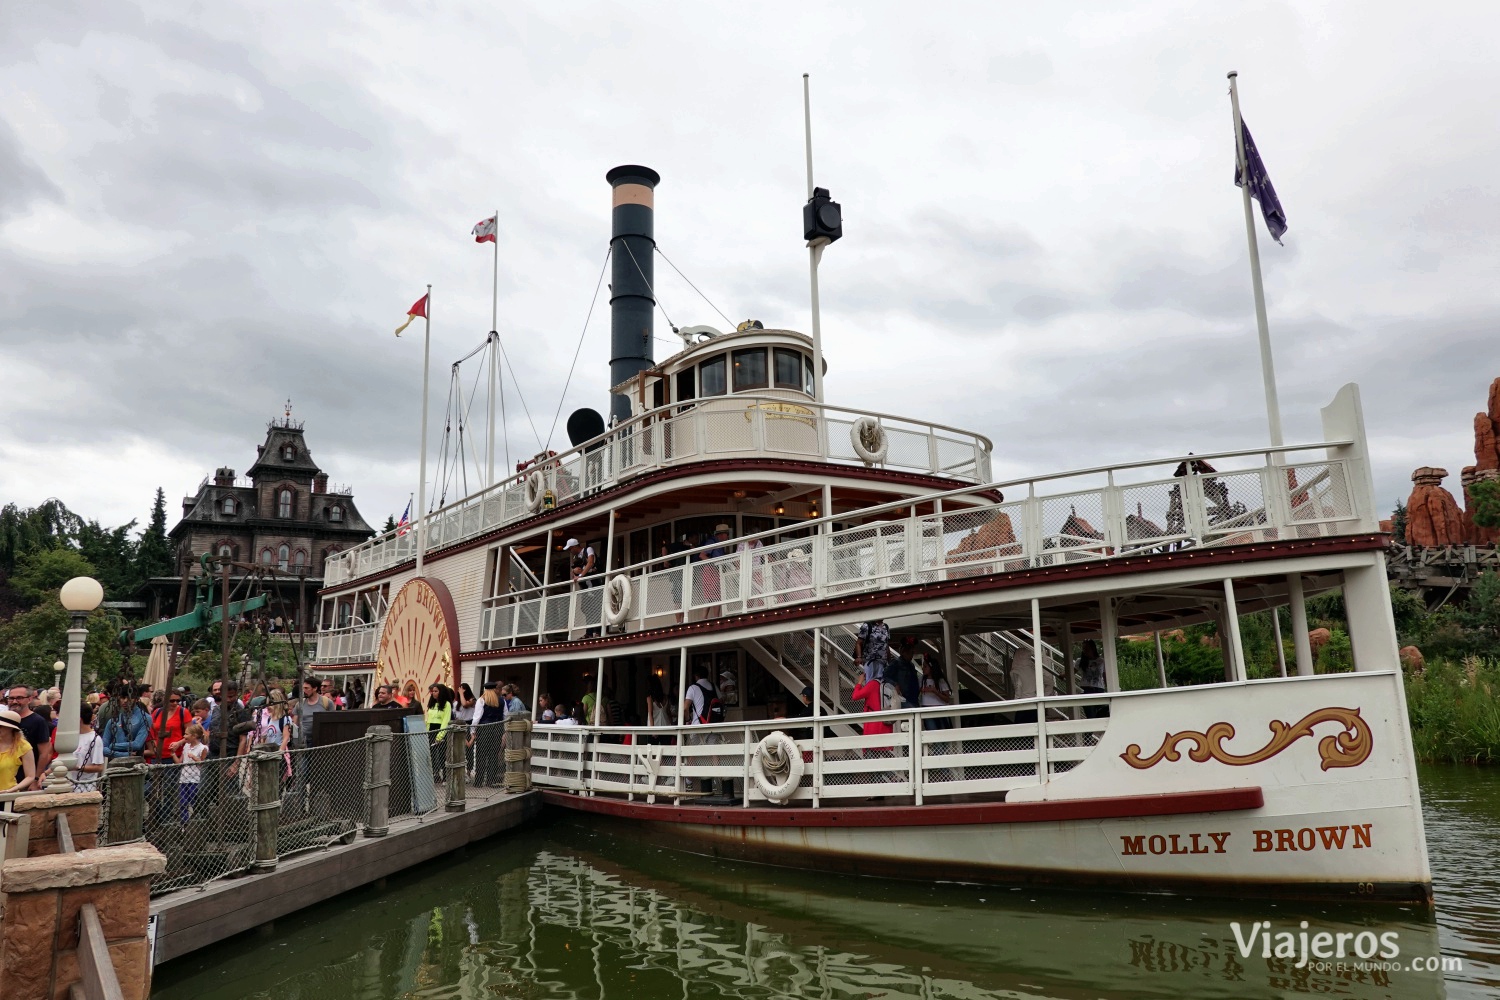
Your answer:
[1405,657,1500,764]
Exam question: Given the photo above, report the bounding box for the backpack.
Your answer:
[880,680,903,714]
[694,680,725,725]
[888,658,920,707]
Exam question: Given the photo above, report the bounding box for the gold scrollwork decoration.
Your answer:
[1120,706,1373,772]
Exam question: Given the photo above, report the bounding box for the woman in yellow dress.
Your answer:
[0,709,37,794]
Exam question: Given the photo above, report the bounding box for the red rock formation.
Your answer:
[1399,646,1425,673]
[1479,377,1500,472]
[1308,628,1331,657]
[1405,467,1467,546]
[1462,467,1500,545]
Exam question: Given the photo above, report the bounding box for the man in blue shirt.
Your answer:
[100,684,150,759]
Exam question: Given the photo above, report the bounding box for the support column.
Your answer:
[103,758,144,846]
[1030,599,1049,783]
[1343,556,1401,673]
[444,719,467,812]
[363,725,392,837]
[1061,623,1075,697]
[1222,578,1248,683]
[811,629,822,719]
[941,614,959,700]
[250,748,281,872]
[1288,573,1314,676]
[1154,631,1168,688]
[1271,600,1288,677]
[1099,599,1120,692]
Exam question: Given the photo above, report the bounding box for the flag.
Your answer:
[1233,118,1287,245]
[395,293,428,337]
[472,216,498,244]
[396,500,412,536]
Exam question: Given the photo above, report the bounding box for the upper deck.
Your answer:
[323,388,994,588]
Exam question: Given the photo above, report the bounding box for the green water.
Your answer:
[152,766,1498,1000]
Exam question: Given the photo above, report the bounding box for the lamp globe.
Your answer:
[59,576,105,613]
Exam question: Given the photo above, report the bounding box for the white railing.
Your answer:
[315,621,381,664]
[482,446,1367,647]
[530,697,1111,806]
[325,397,995,586]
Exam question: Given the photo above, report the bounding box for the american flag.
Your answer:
[396,501,412,536]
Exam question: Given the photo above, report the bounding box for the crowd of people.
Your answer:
[0,672,540,813]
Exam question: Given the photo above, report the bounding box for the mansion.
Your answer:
[137,411,376,627]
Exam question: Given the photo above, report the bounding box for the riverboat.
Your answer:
[313,165,1431,904]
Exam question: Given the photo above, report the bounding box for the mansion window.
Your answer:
[329,504,344,523]
[220,497,236,515]
[278,489,293,518]
[277,544,290,570]
[293,549,307,570]
[281,444,297,461]
[260,548,273,565]
[217,544,233,559]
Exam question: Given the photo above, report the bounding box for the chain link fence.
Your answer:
[91,720,511,897]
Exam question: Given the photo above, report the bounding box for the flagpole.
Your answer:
[487,212,498,487]
[416,283,432,576]
[803,73,826,406]
[1228,71,1284,450]
[494,208,509,477]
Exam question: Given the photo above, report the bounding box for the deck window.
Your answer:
[700,355,727,396]
[804,355,816,395]
[676,368,696,408]
[773,348,806,391]
[732,348,768,391]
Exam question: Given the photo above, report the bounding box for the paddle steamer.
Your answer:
[313,165,1430,903]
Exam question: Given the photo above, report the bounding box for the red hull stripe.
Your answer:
[541,786,1265,828]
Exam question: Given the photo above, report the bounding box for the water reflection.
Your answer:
[155,816,1460,1000]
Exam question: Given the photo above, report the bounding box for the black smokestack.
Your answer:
[606,165,661,423]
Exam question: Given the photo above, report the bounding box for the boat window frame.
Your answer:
[699,355,727,397]
[773,348,807,392]
[731,347,769,392]
[803,355,816,396]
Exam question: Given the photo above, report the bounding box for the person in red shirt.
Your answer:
[150,693,192,763]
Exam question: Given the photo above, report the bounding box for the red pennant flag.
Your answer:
[395,294,428,337]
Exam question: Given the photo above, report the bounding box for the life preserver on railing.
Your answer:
[850,416,888,466]
[524,470,546,512]
[603,574,632,628]
[751,730,804,803]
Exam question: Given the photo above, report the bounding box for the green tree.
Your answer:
[135,487,173,584]
[10,548,97,604]
[75,519,138,598]
[382,514,398,533]
[0,499,81,577]
[1390,499,1407,543]
[0,600,126,692]
[1471,478,1500,530]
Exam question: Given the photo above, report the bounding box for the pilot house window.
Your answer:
[699,355,726,396]
[732,348,768,391]
[278,489,293,518]
[774,348,804,391]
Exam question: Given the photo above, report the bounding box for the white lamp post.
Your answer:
[52,576,104,790]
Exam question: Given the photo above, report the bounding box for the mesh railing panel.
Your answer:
[387,728,445,820]
[276,737,365,859]
[135,756,256,895]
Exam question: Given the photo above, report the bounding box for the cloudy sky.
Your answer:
[2,1,1494,535]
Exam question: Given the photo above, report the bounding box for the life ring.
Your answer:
[524,470,546,512]
[850,416,888,465]
[603,574,632,628]
[751,730,804,803]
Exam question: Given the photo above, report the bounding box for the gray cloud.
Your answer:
[0,0,1495,537]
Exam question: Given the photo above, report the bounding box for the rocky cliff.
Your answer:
[1401,376,1500,546]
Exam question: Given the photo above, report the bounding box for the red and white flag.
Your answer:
[395,293,428,337]
[472,215,498,244]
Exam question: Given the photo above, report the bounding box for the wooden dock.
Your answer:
[148,786,541,966]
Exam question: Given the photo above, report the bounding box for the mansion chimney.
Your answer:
[214,467,235,487]
[606,165,660,423]
[313,472,328,494]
